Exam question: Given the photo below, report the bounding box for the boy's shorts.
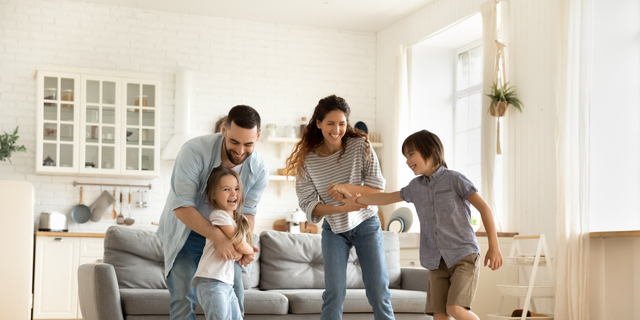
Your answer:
[425,253,480,316]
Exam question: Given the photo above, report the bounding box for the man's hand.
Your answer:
[213,239,242,261]
[327,183,349,202]
[484,247,503,271]
[238,246,259,267]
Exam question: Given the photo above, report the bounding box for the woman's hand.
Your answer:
[327,183,349,202]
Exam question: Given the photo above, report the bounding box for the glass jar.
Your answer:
[284,125,296,138]
[265,124,277,138]
[44,88,57,100]
[61,89,74,101]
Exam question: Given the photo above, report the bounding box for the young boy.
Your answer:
[344,130,502,320]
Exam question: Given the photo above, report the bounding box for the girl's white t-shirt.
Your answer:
[193,209,236,284]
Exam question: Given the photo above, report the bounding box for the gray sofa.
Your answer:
[78,226,432,320]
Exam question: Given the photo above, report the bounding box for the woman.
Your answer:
[286,95,395,320]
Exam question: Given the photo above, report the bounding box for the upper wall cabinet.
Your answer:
[36,69,161,178]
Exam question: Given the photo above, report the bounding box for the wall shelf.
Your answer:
[269,174,294,196]
[264,136,384,160]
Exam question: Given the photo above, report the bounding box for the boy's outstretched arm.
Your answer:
[467,192,503,270]
[353,191,403,206]
[217,225,255,255]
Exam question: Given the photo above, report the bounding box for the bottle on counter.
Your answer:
[299,117,308,137]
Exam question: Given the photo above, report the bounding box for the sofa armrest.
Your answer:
[78,263,124,320]
[400,267,430,292]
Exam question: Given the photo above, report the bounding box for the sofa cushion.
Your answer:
[119,288,288,316]
[242,233,261,289]
[244,289,289,315]
[104,226,167,289]
[258,230,401,290]
[273,289,426,314]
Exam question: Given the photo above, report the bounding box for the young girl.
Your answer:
[192,166,254,320]
[285,95,395,320]
[345,130,503,320]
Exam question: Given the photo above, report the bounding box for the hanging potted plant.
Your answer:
[0,126,27,163]
[486,82,524,116]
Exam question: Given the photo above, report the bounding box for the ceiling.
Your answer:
[70,0,436,33]
[415,13,482,49]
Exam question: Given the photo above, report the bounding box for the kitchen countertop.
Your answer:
[35,231,106,238]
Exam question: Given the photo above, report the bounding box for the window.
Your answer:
[453,42,483,220]
[453,43,482,189]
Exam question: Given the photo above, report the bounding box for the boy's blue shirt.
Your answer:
[400,166,480,270]
[157,133,269,276]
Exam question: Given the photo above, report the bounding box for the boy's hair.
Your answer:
[205,166,252,245]
[402,130,448,168]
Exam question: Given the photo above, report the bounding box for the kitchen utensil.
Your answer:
[135,189,148,208]
[70,187,91,224]
[111,189,117,219]
[116,192,125,225]
[124,191,135,225]
[89,190,115,222]
[38,211,68,232]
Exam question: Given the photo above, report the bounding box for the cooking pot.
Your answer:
[38,211,68,232]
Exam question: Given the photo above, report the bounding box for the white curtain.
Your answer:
[555,0,592,318]
[479,0,500,231]
[381,46,410,222]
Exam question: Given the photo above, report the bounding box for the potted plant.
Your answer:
[0,126,27,163]
[486,82,523,117]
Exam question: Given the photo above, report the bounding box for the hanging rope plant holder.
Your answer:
[486,40,523,154]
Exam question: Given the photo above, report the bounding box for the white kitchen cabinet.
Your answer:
[33,234,105,320]
[33,236,79,319]
[36,68,161,178]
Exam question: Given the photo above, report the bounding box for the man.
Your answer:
[157,105,268,320]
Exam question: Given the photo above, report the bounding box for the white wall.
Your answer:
[0,0,377,233]
[500,0,558,248]
[408,45,454,162]
[590,237,640,320]
[590,0,640,231]
[376,0,483,222]
[405,45,454,232]
[377,0,559,243]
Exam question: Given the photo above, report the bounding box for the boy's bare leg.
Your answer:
[434,313,450,320]
[446,306,480,320]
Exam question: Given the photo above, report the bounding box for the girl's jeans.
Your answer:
[194,277,242,320]
[166,231,246,320]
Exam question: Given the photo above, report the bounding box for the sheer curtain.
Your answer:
[555,0,592,318]
[480,0,500,231]
[383,46,409,218]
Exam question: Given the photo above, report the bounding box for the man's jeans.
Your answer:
[166,231,245,320]
[194,277,242,320]
[320,215,395,320]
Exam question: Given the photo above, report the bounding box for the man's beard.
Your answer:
[224,139,250,166]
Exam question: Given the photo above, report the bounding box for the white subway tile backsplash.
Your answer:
[1,0,376,234]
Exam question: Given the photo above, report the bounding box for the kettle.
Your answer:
[38,211,68,232]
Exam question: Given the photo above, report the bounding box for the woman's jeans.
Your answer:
[194,277,242,320]
[321,215,395,320]
[166,231,245,320]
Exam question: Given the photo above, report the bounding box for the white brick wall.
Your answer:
[0,0,377,233]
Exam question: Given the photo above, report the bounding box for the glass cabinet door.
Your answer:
[80,76,121,174]
[122,79,159,176]
[37,72,79,173]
